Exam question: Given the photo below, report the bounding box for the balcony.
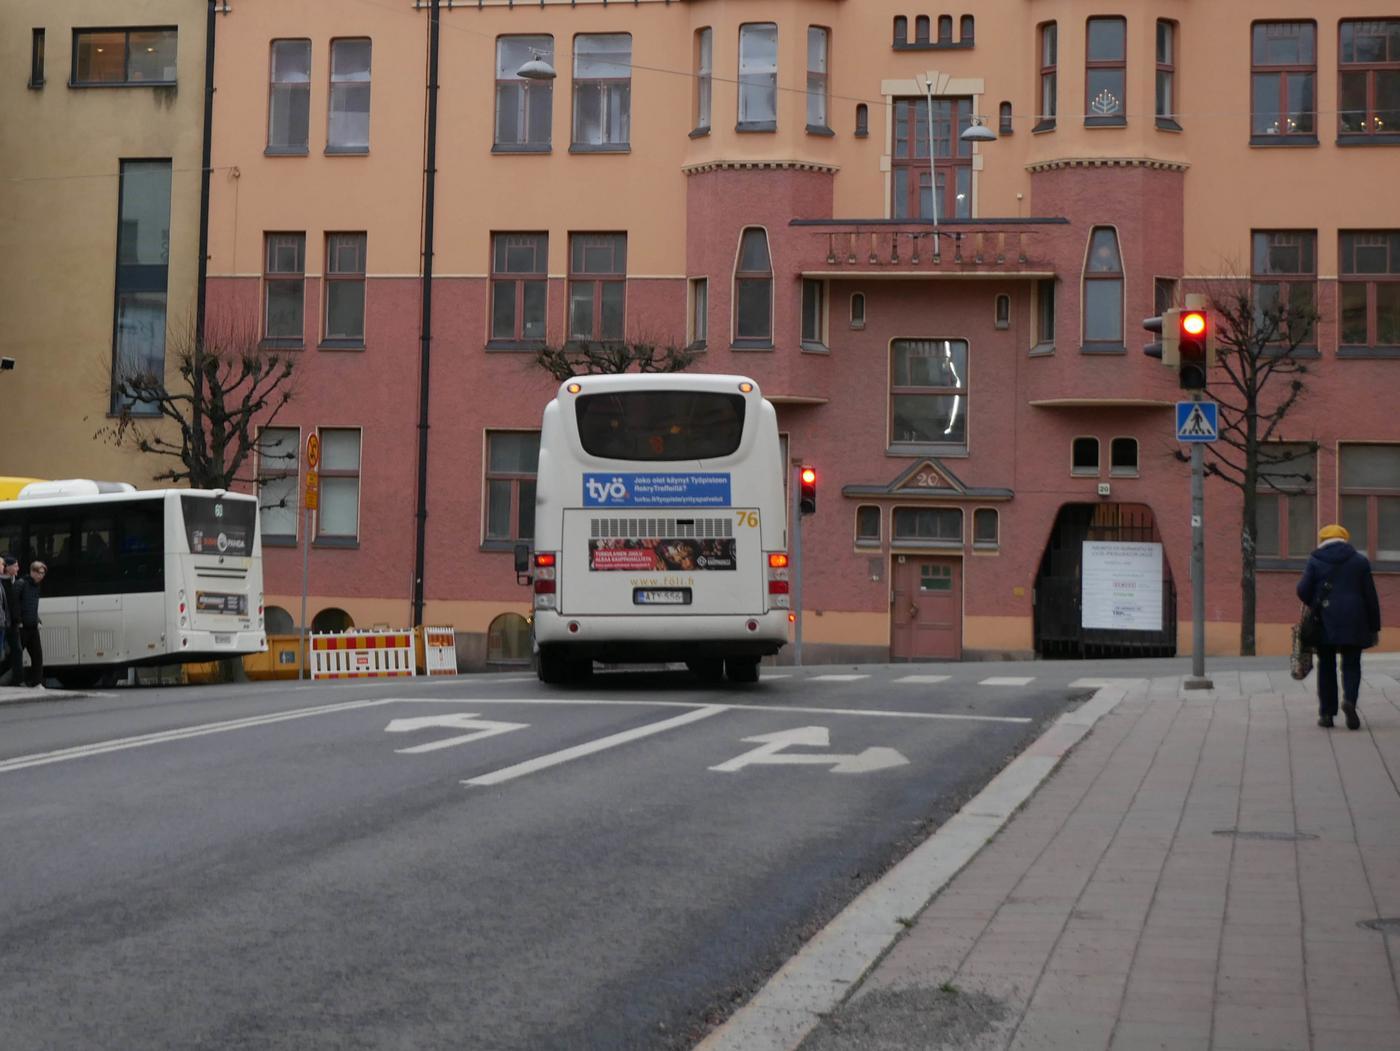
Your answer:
[789,217,1067,280]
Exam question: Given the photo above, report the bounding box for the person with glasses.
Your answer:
[14,561,47,688]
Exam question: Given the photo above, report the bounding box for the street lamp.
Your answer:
[918,76,998,257]
[516,53,556,80]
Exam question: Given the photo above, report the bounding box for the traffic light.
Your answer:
[1142,308,1180,367]
[1178,307,1209,390]
[798,466,817,515]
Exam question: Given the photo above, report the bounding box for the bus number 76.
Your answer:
[735,510,759,528]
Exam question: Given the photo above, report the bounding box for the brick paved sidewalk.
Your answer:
[802,667,1400,1051]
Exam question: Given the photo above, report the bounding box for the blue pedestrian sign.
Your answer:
[1176,401,1218,442]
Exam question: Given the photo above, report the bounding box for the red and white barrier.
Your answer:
[422,626,458,676]
[310,630,416,680]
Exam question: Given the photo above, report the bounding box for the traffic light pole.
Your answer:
[1187,395,1212,689]
[791,463,804,667]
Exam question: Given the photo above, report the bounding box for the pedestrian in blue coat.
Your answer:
[1297,524,1381,730]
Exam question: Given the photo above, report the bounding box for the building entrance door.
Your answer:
[891,555,961,660]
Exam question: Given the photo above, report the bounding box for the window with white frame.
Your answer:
[694,28,712,133]
[328,39,371,152]
[807,27,830,130]
[258,427,300,541]
[485,431,540,544]
[317,428,362,539]
[495,36,553,150]
[738,23,778,129]
[573,34,631,149]
[268,39,311,152]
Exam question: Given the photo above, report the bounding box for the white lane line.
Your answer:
[762,673,792,680]
[808,674,870,682]
[979,676,1036,686]
[462,705,728,787]
[894,675,951,684]
[293,675,539,690]
[0,697,400,774]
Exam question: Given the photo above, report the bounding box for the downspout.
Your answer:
[194,0,217,478]
[411,0,441,627]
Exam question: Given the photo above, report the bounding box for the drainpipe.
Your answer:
[194,0,217,480]
[411,0,441,627]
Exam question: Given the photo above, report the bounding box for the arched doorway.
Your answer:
[1034,503,1176,658]
[311,607,354,633]
[487,612,532,665]
[265,605,295,634]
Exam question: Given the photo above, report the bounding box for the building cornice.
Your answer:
[683,159,840,176]
[1025,157,1190,174]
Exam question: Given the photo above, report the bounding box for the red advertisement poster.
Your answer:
[589,538,737,572]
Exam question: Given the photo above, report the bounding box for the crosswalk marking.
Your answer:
[894,675,952,684]
[979,676,1036,686]
[808,674,871,682]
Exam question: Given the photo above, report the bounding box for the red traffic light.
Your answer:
[798,465,817,515]
[800,467,816,485]
[1181,310,1207,337]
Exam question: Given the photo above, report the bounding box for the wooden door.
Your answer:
[890,555,961,660]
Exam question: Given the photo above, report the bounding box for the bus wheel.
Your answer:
[725,656,760,684]
[687,658,724,684]
[537,647,569,685]
[567,658,594,683]
[56,669,102,690]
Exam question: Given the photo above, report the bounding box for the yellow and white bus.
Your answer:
[520,374,790,684]
[0,482,266,688]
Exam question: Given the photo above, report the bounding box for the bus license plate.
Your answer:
[214,633,233,645]
[633,588,692,606]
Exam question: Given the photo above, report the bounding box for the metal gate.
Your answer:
[1034,503,1177,659]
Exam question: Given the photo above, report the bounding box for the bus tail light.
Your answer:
[534,553,558,610]
[766,552,790,609]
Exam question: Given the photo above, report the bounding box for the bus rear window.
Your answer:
[576,391,746,461]
[181,495,256,556]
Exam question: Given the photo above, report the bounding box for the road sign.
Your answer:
[709,726,909,774]
[304,468,320,511]
[1176,401,1218,443]
[385,713,528,754]
[305,432,320,470]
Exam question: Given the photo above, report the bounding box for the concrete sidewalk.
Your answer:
[794,666,1400,1051]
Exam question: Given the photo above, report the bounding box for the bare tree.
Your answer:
[1193,277,1319,655]
[97,311,296,491]
[533,336,700,380]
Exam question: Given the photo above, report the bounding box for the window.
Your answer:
[1035,278,1056,346]
[695,28,712,133]
[267,40,311,153]
[263,233,306,346]
[915,17,931,46]
[689,278,708,348]
[485,432,540,544]
[1156,21,1178,128]
[1072,437,1100,475]
[807,28,830,131]
[1110,437,1139,476]
[1154,276,1178,315]
[801,280,826,349]
[892,96,972,220]
[1085,17,1127,126]
[258,427,300,542]
[961,16,975,44]
[856,506,880,545]
[110,160,172,415]
[576,390,745,461]
[1252,230,1317,346]
[890,339,968,449]
[1083,227,1124,348]
[573,34,631,149]
[1037,23,1058,129]
[973,508,998,547]
[568,233,626,342]
[29,28,45,88]
[894,17,908,47]
[994,293,1010,329]
[855,103,869,137]
[999,101,1013,135]
[322,233,366,345]
[738,24,778,129]
[937,17,953,46]
[1340,231,1400,349]
[1340,20,1400,139]
[491,233,548,345]
[851,292,867,329]
[73,28,177,85]
[317,428,361,540]
[1257,443,1316,559]
[495,36,553,151]
[734,228,772,344]
[328,39,371,153]
[1341,445,1400,562]
[893,508,962,544]
[1251,22,1316,143]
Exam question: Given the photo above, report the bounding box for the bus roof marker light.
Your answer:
[566,382,582,394]
[739,382,754,393]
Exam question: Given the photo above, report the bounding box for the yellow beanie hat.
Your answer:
[1318,524,1349,543]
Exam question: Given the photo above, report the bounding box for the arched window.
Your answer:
[1072,437,1100,476]
[960,16,975,43]
[734,228,773,343]
[311,607,354,633]
[994,293,1010,329]
[937,16,953,44]
[487,612,532,663]
[850,292,867,328]
[999,101,1013,134]
[1083,227,1124,347]
[265,605,296,634]
[855,102,869,137]
[894,16,908,46]
[915,16,930,44]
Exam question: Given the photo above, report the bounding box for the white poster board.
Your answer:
[1081,541,1163,631]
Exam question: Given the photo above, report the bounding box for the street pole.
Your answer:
[922,76,940,259]
[299,506,311,680]
[1187,395,1212,689]
[791,462,803,667]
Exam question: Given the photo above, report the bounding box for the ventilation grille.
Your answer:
[196,566,248,580]
[590,517,734,539]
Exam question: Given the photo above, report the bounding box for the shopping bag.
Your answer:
[1289,622,1314,681]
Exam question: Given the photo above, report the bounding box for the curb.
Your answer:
[695,683,1133,1051]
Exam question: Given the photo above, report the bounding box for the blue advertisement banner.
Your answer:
[582,472,732,507]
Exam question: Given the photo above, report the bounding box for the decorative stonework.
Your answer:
[1026,157,1190,174]
[682,159,840,176]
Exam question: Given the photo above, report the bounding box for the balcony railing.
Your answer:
[788,217,1067,276]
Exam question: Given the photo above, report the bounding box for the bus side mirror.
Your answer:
[514,543,532,586]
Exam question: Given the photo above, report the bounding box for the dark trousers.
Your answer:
[1316,644,1362,717]
[0,626,17,685]
[19,625,42,687]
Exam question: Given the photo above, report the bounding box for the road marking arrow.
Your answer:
[709,726,909,775]
[385,713,528,754]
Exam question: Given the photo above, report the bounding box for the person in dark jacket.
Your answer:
[13,560,47,688]
[1297,524,1381,730]
[0,555,17,686]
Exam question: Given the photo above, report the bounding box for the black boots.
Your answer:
[1342,701,1360,731]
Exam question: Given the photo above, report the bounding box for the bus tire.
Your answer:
[687,658,724,684]
[55,668,102,690]
[537,647,569,685]
[725,656,760,684]
[567,658,594,683]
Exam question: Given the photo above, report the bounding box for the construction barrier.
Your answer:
[419,626,458,676]
[310,630,416,680]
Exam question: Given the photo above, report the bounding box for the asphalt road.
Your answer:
[0,663,1090,1050]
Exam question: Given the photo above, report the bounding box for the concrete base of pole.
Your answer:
[1183,676,1215,690]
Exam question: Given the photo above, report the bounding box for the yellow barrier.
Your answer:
[184,634,306,683]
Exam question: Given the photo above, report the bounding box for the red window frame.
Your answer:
[1338,20,1400,138]
[1085,17,1127,126]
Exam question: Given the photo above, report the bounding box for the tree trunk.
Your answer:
[1240,489,1257,656]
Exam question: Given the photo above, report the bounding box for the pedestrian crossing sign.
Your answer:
[1176,401,1218,442]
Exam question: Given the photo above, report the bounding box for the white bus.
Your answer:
[0,482,267,688]
[518,374,790,684]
